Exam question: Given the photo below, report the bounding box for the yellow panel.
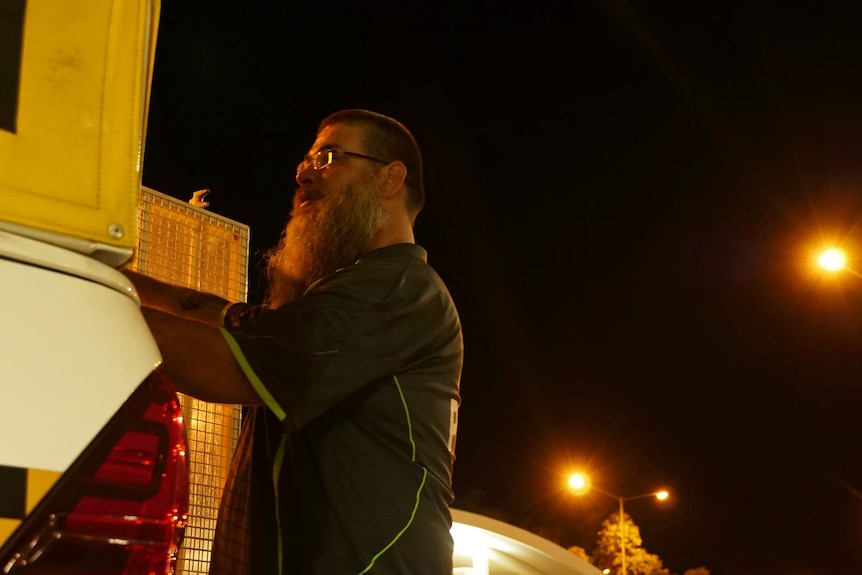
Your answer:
[0,0,160,250]
[0,466,62,548]
[0,518,21,549]
[25,469,60,514]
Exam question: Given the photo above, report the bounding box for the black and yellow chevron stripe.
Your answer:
[0,464,60,548]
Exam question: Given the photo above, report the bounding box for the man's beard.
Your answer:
[263,174,388,308]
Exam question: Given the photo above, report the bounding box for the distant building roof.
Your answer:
[451,508,603,575]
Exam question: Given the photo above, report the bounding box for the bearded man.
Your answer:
[125,109,463,574]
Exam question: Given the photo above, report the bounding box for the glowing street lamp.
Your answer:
[814,246,862,280]
[818,248,846,272]
[567,473,669,575]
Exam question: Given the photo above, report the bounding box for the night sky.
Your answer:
[141,2,862,573]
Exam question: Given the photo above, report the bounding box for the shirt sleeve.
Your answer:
[220,255,449,431]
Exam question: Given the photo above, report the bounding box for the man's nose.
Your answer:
[296,163,315,185]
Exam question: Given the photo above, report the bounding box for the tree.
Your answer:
[567,545,591,562]
[629,547,669,575]
[589,511,668,575]
[582,511,711,575]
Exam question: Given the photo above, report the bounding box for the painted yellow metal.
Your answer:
[0,466,61,548]
[0,0,160,249]
[0,519,19,551]
[0,0,160,550]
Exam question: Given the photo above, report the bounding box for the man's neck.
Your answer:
[365,221,415,252]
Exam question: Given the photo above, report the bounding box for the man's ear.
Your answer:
[379,161,407,198]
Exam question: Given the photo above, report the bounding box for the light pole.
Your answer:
[567,473,669,575]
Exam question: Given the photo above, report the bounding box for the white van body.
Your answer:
[0,224,189,574]
[0,228,160,473]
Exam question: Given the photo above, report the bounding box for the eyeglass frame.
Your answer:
[296,148,391,176]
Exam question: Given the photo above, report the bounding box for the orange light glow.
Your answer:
[818,248,846,271]
[567,472,589,494]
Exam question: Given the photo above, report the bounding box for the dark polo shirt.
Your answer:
[211,243,463,574]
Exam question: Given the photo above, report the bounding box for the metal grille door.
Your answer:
[128,186,249,575]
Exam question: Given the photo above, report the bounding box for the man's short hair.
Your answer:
[319,109,425,219]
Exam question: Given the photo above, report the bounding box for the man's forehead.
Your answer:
[311,123,365,152]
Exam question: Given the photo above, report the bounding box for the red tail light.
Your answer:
[1,368,189,574]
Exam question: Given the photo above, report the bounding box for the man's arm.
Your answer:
[142,307,261,405]
[124,269,230,326]
[123,270,258,404]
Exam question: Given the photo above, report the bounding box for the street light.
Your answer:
[818,247,846,272]
[567,473,669,575]
[815,246,862,280]
[814,246,862,287]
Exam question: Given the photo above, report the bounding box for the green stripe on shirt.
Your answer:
[218,327,287,422]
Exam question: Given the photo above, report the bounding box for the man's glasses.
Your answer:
[297,149,389,176]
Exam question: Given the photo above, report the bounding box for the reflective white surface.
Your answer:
[0,233,160,472]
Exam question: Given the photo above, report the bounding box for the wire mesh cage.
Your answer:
[127,186,249,575]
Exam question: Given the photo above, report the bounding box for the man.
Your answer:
[125,109,463,574]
